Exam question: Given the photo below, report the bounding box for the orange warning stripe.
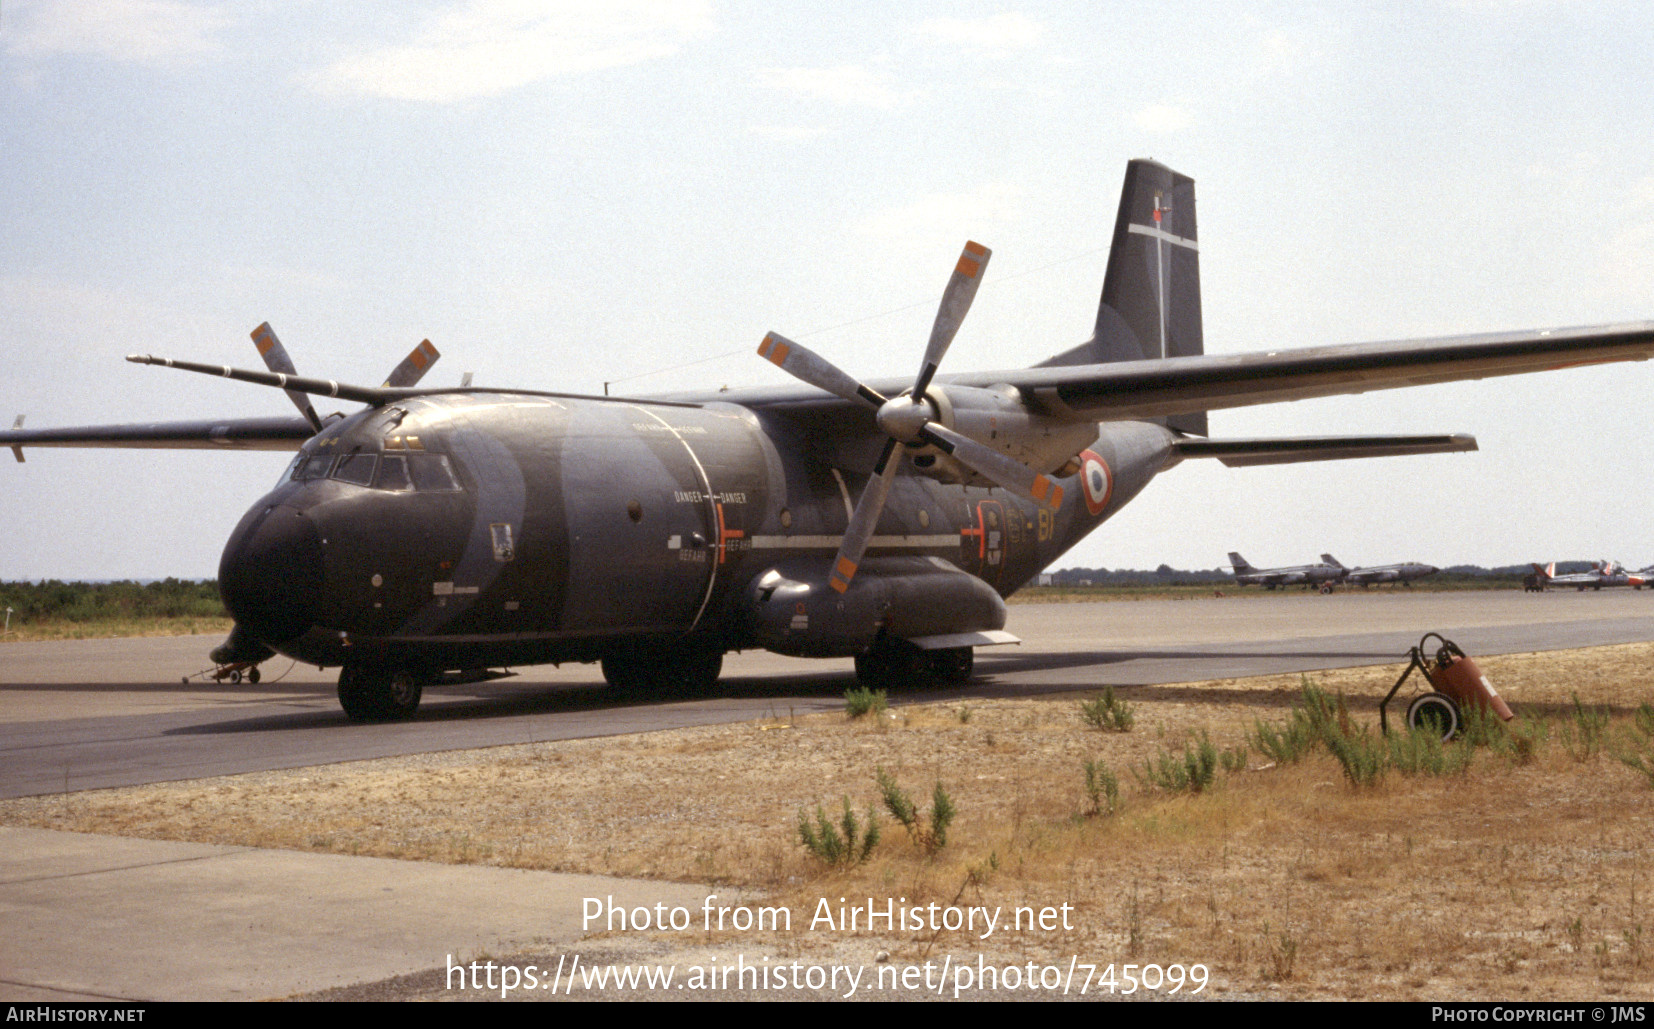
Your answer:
[758,334,791,367]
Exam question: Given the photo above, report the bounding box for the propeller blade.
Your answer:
[758,332,888,409]
[250,323,323,432]
[828,437,904,593]
[918,422,1065,510]
[914,241,991,397]
[383,339,441,388]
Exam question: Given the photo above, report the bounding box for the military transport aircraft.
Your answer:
[1530,561,1648,591]
[1226,552,1347,590]
[5,159,1654,721]
[1320,554,1440,587]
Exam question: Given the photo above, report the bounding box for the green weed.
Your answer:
[844,686,888,720]
[1388,725,1474,777]
[797,797,880,866]
[1079,686,1135,732]
[1327,725,1387,787]
[1137,731,1220,794]
[1249,715,1315,765]
[1559,693,1610,761]
[876,767,955,853]
[1083,758,1120,817]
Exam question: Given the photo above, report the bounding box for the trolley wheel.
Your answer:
[1406,691,1461,741]
[230,670,242,684]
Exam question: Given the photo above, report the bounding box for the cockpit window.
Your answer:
[332,453,377,486]
[278,453,304,486]
[407,453,462,491]
[288,454,332,481]
[375,454,412,492]
[287,447,462,492]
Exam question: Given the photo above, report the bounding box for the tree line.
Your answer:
[0,580,227,622]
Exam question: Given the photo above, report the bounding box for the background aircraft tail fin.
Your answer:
[1038,158,1206,436]
[1321,554,1347,569]
[1228,551,1253,572]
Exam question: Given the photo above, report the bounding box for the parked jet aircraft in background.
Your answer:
[1227,553,1347,590]
[1321,554,1439,587]
[1530,561,1648,591]
[5,159,1654,720]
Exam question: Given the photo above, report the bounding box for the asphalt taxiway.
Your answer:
[2,590,1652,1000]
[3,591,1651,799]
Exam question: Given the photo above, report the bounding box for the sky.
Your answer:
[2,0,1652,581]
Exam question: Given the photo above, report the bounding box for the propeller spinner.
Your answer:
[758,241,1064,593]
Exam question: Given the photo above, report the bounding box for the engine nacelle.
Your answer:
[916,384,1098,484]
[746,555,1006,657]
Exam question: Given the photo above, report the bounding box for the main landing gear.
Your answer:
[337,665,425,722]
[853,636,974,689]
[601,644,724,695]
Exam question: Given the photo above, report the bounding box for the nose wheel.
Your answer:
[337,665,424,721]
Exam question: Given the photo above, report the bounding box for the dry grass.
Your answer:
[5,643,1654,999]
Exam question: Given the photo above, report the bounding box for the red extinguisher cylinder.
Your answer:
[1426,654,1514,722]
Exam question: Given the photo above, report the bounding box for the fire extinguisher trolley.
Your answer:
[1381,632,1514,739]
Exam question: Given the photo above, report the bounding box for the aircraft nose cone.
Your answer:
[219,503,324,645]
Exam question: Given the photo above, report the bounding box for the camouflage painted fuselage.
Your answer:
[219,392,1173,672]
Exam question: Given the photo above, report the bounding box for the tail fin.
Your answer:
[1039,158,1206,436]
[1321,554,1347,569]
[1228,552,1252,572]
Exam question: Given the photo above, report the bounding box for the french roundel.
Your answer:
[1079,449,1113,516]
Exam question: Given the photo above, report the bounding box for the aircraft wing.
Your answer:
[2,416,316,460]
[1170,433,1477,467]
[713,321,1654,420]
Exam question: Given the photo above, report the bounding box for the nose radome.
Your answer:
[219,503,324,645]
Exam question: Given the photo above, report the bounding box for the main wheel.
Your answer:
[337,666,423,721]
[854,637,930,688]
[1406,691,1461,742]
[603,646,723,695]
[652,647,724,694]
[383,670,424,718]
[928,646,974,685]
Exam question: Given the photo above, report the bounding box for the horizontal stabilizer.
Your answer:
[1171,433,1476,467]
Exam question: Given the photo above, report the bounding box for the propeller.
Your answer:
[251,323,442,430]
[757,241,1065,593]
[251,323,324,432]
[382,338,442,388]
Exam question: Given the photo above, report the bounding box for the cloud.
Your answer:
[913,12,1043,57]
[4,0,230,66]
[756,65,910,110]
[305,0,714,103]
[1133,104,1194,134]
